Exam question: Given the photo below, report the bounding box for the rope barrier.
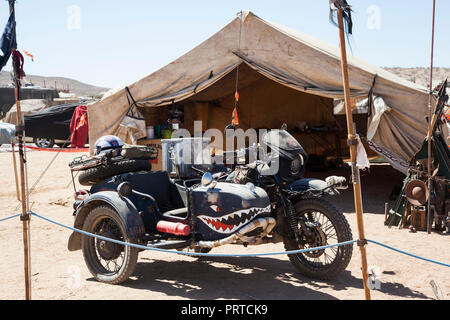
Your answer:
[0,213,21,223]
[366,239,450,268]
[28,212,357,257]
[1,211,448,265]
[25,146,89,153]
[11,212,448,265]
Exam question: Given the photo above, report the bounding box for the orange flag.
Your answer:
[23,50,34,61]
[231,107,239,126]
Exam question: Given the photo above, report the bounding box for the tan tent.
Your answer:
[88,11,429,173]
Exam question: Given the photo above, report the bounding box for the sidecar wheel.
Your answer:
[81,205,139,285]
[283,198,353,280]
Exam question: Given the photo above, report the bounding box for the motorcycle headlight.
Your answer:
[290,157,302,175]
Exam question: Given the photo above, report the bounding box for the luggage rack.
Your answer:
[69,154,111,172]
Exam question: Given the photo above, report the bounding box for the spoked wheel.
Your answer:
[81,205,139,284]
[283,198,353,280]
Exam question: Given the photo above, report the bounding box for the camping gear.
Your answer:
[87,11,430,175]
[386,81,450,232]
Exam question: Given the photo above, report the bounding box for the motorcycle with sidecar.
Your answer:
[67,130,353,284]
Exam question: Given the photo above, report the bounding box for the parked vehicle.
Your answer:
[67,130,353,284]
[24,103,81,148]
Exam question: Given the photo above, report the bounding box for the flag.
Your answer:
[23,50,34,61]
[231,107,239,126]
[0,9,17,71]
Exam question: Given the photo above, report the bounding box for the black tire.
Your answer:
[78,159,151,186]
[81,205,139,284]
[283,198,353,280]
[33,137,55,148]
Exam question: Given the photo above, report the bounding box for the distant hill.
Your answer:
[0,71,109,98]
[384,67,450,89]
[0,67,447,99]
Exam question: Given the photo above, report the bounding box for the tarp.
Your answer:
[4,99,50,125]
[24,103,78,141]
[88,11,430,173]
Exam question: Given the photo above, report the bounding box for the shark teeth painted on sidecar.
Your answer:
[198,205,271,234]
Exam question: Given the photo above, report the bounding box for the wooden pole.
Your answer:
[427,0,436,235]
[337,9,371,300]
[10,137,20,201]
[9,0,32,300]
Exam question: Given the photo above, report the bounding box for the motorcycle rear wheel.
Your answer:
[283,198,353,280]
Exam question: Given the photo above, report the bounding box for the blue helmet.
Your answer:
[94,135,124,156]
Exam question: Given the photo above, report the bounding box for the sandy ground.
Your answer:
[0,148,448,300]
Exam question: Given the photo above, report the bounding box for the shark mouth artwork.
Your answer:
[198,205,271,234]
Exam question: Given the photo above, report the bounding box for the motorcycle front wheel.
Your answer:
[283,198,353,280]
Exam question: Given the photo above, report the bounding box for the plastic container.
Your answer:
[146,126,155,139]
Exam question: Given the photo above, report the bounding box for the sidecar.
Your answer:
[67,169,273,284]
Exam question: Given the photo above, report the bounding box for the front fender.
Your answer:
[289,178,328,192]
[67,191,145,252]
[289,178,340,196]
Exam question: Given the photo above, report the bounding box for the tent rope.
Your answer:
[232,11,244,123]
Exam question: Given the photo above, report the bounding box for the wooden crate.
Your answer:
[411,209,427,231]
[137,138,163,171]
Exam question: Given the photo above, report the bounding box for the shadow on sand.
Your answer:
[87,253,429,300]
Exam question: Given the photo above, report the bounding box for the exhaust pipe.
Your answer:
[194,217,277,249]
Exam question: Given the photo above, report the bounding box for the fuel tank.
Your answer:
[191,182,271,241]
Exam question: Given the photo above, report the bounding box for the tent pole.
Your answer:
[336,9,371,300]
[9,0,32,300]
[427,0,436,235]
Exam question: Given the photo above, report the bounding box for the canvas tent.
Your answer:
[88,11,430,174]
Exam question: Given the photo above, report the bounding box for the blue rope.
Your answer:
[2,212,446,267]
[367,239,450,268]
[0,213,21,222]
[29,212,356,257]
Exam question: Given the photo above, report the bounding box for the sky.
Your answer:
[0,0,448,89]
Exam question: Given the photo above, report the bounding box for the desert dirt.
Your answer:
[0,148,448,300]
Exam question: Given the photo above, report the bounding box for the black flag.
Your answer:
[329,0,353,35]
[0,8,17,71]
